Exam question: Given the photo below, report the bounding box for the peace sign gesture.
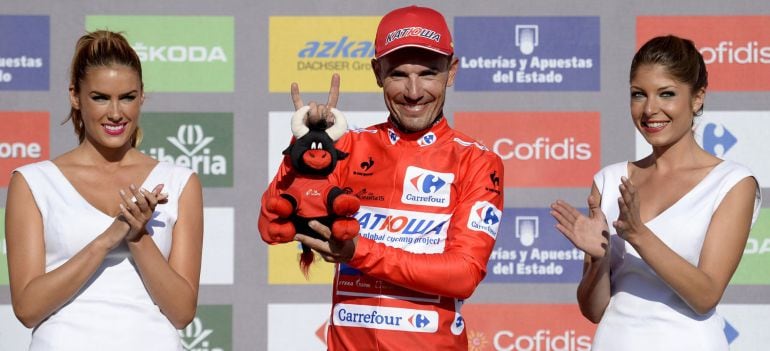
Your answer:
[291,73,340,127]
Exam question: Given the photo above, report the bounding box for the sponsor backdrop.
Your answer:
[1,1,770,350]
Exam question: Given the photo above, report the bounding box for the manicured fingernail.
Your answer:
[129,184,136,190]
[120,189,126,196]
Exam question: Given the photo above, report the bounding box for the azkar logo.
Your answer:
[402,166,455,207]
[468,201,502,239]
[297,36,374,58]
[268,16,380,92]
[637,16,770,91]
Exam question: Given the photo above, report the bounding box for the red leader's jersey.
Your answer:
[259,117,504,350]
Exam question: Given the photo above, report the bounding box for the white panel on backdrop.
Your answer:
[0,305,30,350]
[268,304,331,351]
[200,207,234,285]
[635,111,770,185]
[717,304,770,350]
[267,111,388,184]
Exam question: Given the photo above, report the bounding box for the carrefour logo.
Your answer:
[354,206,450,253]
[702,123,737,157]
[86,16,234,92]
[333,304,438,333]
[409,313,432,329]
[417,132,437,147]
[468,201,502,239]
[402,166,454,207]
[140,112,233,187]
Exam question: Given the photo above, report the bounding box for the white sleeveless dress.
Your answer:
[15,160,193,351]
[591,160,761,351]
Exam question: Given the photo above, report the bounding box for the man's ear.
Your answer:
[371,59,383,88]
[69,85,80,110]
[446,56,459,88]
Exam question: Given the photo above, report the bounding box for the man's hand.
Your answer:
[291,74,340,127]
[295,220,357,263]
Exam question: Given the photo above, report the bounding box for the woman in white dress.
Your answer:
[550,35,761,350]
[5,30,203,350]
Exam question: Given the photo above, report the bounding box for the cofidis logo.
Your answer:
[638,16,770,91]
[636,111,770,186]
[0,112,49,187]
[269,16,380,92]
[464,304,595,351]
[485,208,585,283]
[455,112,600,187]
[454,17,599,91]
[139,112,233,187]
[86,16,233,92]
[179,305,231,351]
[731,208,770,285]
[0,16,48,91]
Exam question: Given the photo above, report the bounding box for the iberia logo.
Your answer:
[637,16,770,91]
[179,305,231,351]
[0,112,49,187]
[269,16,380,92]
[455,112,600,187]
[139,112,233,187]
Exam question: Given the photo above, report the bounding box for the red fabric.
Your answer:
[259,118,504,350]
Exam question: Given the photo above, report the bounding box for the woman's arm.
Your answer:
[616,176,757,314]
[6,172,131,328]
[126,174,203,329]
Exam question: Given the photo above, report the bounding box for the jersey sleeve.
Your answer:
[348,150,504,299]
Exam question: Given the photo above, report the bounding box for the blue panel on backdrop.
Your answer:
[484,208,586,283]
[454,17,599,91]
[0,15,50,91]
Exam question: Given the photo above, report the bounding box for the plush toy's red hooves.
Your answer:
[264,105,360,276]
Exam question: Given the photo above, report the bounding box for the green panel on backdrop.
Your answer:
[731,208,770,285]
[85,16,234,92]
[180,305,232,351]
[139,112,234,187]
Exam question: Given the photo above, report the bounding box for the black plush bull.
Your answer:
[265,106,360,275]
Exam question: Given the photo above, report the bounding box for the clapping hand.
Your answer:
[550,194,610,259]
[118,184,168,241]
[613,176,649,242]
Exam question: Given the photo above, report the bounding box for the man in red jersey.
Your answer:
[259,5,504,350]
